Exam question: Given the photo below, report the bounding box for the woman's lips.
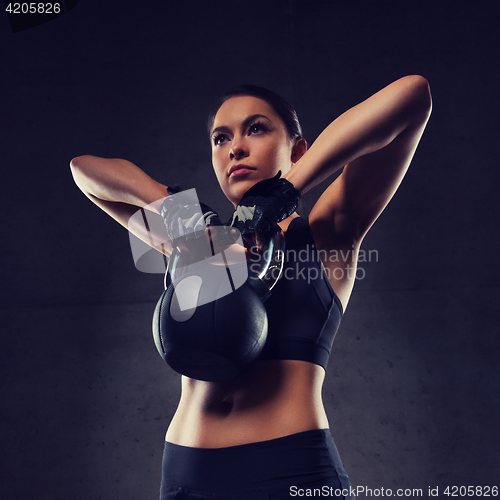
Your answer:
[230,167,253,177]
[228,165,255,177]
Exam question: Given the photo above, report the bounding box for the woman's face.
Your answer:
[211,96,295,206]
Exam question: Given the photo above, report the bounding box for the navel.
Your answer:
[219,398,234,415]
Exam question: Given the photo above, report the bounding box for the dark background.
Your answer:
[1,1,499,498]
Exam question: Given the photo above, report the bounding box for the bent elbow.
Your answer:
[70,155,92,191]
[70,155,90,172]
[406,75,433,115]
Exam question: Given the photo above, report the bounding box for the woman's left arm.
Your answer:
[285,75,432,244]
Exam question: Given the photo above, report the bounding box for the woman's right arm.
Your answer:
[70,155,171,250]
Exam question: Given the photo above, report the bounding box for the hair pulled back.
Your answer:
[207,85,303,142]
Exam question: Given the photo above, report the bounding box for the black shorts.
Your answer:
[160,428,355,499]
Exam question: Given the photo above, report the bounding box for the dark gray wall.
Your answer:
[1,0,498,498]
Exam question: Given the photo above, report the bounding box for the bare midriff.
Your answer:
[165,359,329,448]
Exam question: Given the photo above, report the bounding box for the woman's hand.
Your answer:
[229,171,301,237]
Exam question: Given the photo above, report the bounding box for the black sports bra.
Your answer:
[257,217,344,369]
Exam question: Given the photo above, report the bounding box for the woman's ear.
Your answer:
[291,138,307,163]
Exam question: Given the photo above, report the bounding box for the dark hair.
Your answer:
[207,85,303,142]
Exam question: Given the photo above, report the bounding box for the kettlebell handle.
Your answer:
[254,229,285,291]
[164,228,285,293]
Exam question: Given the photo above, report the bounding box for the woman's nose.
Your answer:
[229,139,248,160]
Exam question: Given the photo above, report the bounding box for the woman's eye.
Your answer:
[248,123,265,135]
[213,134,228,146]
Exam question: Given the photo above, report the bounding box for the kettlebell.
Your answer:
[152,227,284,382]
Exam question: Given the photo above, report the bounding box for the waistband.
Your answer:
[162,428,349,492]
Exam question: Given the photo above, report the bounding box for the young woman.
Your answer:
[71,75,432,499]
